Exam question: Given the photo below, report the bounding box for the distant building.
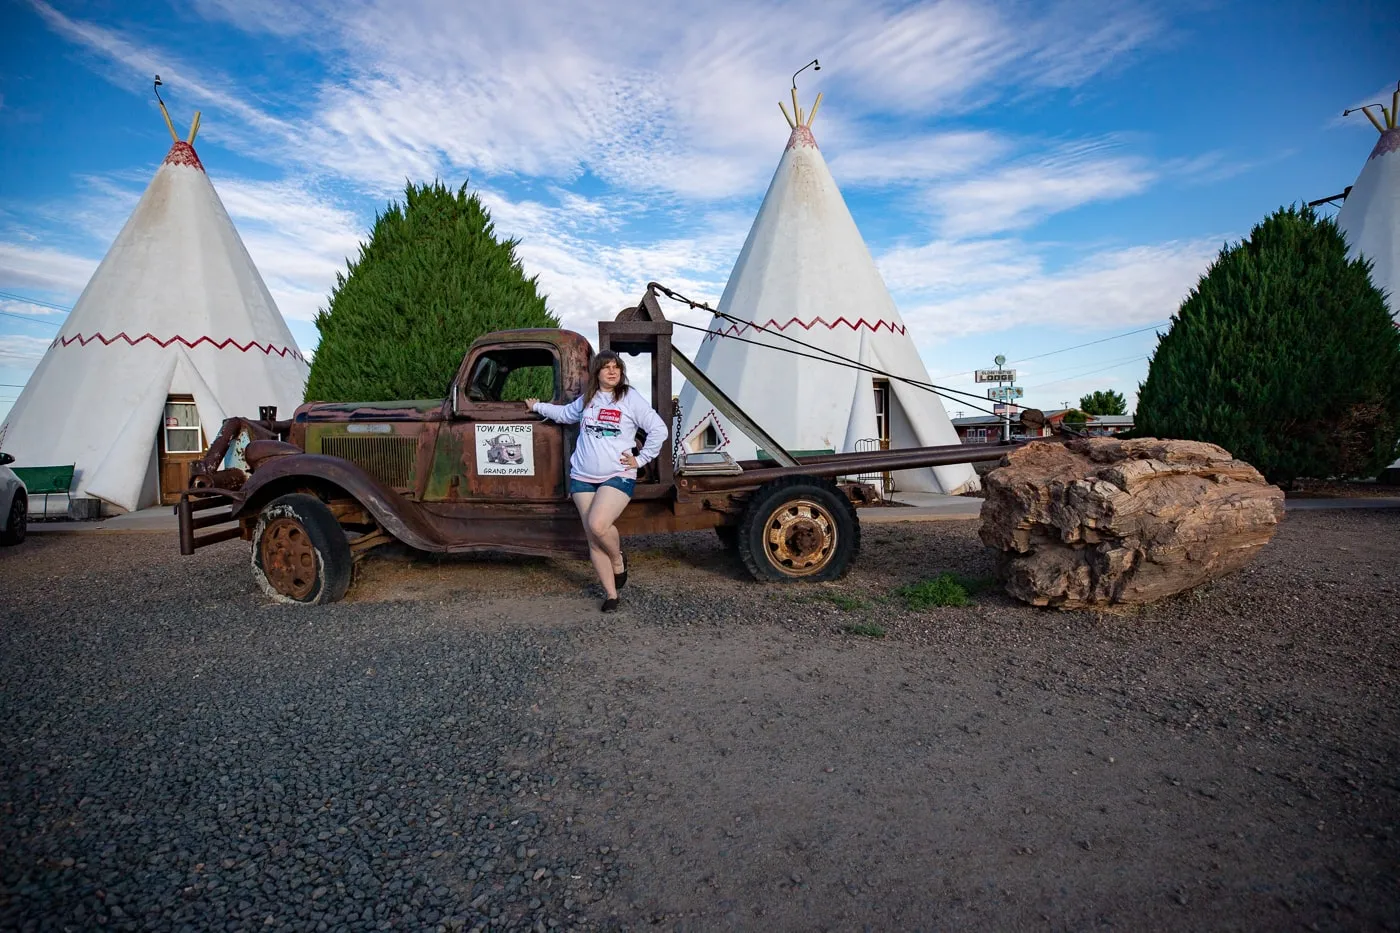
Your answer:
[951,410,1134,443]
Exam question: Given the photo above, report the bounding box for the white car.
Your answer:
[0,452,27,546]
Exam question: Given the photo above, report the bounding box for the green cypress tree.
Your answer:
[305,181,559,402]
[1136,205,1400,484]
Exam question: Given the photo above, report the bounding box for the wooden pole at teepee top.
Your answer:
[187,111,202,144]
[1391,87,1398,128]
[156,99,179,142]
[778,101,796,128]
[791,88,801,130]
[1360,105,1386,133]
[806,92,823,127]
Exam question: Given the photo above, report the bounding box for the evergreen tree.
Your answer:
[306,181,559,402]
[1062,408,1090,427]
[1136,205,1400,483]
[1079,389,1127,416]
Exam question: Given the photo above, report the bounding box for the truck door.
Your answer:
[423,343,570,502]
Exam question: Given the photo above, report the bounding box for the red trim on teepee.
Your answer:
[162,141,205,172]
[1369,128,1400,161]
[704,316,906,342]
[55,332,305,361]
[786,126,818,150]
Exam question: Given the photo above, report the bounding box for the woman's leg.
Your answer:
[571,491,619,598]
[584,486,631,586]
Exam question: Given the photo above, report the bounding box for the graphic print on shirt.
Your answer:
[586,407,623,439]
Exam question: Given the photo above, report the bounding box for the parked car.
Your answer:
[0,451,27,546]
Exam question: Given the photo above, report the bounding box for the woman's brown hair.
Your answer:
[583,350,630,407]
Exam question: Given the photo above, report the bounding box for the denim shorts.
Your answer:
[568,476,636,496]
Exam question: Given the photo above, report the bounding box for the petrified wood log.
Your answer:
[979,437,1284,609]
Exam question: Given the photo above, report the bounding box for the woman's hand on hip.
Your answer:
[619,451,638,469]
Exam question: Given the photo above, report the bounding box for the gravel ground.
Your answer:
[2,509,1398,932]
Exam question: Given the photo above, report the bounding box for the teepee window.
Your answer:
[701,424,720,449]
[873,380,890,442]
[163,400,202,453]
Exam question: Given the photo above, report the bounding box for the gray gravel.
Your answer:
[1,541,603,932]
[3,508,1399,931]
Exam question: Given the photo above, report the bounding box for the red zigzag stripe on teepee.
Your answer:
[705,316,906,341]
[54,332,306,361]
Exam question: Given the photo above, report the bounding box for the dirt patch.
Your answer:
[4,510,1398,931]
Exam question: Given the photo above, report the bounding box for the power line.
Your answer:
[932,320,1167,379]
[0,291,73,312]
[0,383,28,388]
[1023,355,1149,391]
[0,309,62,327]
[1012,323,1164,364]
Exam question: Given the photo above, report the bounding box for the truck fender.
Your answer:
[235,453,443,552]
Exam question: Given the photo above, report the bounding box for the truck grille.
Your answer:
[319,435,417,489]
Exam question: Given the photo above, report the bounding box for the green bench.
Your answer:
[12,464,75,518]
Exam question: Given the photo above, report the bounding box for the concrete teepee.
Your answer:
[0,101,309,512]
[1335,82,1400,482]
[676,88,977,495]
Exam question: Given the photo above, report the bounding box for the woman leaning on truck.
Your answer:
[526,350,668,612]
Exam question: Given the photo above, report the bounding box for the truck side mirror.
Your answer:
[0,451,13,466]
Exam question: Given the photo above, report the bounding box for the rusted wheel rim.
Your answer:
[260,517,318,599]
[764,498,837,576]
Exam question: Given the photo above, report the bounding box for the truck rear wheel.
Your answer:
[737,478,859,582]
[251,493,353,604]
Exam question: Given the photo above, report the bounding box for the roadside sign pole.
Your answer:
[995,355,1010,442]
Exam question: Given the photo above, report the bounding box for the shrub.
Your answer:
[1136,205,1400,483]
[894,573,972,609]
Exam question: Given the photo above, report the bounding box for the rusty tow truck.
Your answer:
[178,284,1018,603]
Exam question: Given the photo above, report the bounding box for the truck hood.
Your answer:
[294,399,446,423]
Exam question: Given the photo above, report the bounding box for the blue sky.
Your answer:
[1,0,1396,424]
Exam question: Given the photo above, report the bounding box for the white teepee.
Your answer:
[0,110,309,512]
[1335,85,1400,481]
[676,91,977,494]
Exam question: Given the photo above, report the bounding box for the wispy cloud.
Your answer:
[932,138,1156,236]
[827,130,1009,187]
[0,243,98,296]
[0,334,53,366]
[897,237,1218,339]
[28,1,296,149]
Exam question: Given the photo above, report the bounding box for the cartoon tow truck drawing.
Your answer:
[485,434,524,465]
[178,283,1016,604]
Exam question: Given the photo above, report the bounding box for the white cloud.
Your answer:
[0,243,97,295]
[0,297,67,318]
[898,237,1219,339]
[932,138,1156,236]
[0,335,53,366]
[34,0,1164,201]
[827,130,1008,187]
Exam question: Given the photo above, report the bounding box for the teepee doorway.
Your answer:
[158,396,205,504]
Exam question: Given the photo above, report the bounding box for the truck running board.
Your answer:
[176,490,242,554]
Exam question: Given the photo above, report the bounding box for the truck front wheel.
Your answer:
[251,493,353,604]
[737,478,859,582]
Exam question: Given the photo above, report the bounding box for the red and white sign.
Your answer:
[598,408,622,424]
[165,416,179,427]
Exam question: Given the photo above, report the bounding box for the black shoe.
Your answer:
[601,597,620,613]
[614,568,628,590]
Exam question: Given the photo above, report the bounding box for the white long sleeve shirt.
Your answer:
[532,388,668,483]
